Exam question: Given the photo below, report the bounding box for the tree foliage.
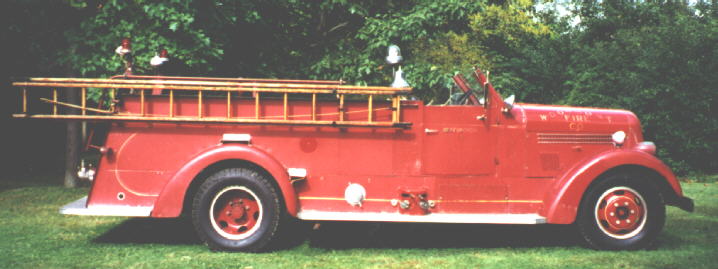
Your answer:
[560,1,718,174]
[3,0,716,175]
[58,0,224,77]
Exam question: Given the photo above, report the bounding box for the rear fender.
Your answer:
[151,145,297,218]
[541,149,683,224]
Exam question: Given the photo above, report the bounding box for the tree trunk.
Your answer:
[64,87,81,188]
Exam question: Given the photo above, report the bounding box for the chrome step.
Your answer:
[60,196,152,217]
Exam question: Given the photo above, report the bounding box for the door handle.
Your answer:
[424,128,439,134]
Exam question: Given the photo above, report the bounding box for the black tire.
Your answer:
[577,173,665,250]
[191,168,282,252]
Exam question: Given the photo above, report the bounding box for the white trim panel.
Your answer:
[297,210,546,224]
[287,168,307,178]
[221,133,251,143]
[59,196,153,217]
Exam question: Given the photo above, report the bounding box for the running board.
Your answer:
[59,196,152,217]
[297,211,547,224]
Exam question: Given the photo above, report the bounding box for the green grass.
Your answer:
[1,175,716,269]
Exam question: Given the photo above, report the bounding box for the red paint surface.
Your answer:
[85,87,687,223]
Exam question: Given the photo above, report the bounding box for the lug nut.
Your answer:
[614,203,619,207]
[626,219,631,223]
[610,212,615,216]
[630,210,635,214]
[615,220,620,224]
[624,202,629,206]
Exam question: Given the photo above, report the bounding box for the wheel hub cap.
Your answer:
[595,187,646,238]
[210,187,262,239]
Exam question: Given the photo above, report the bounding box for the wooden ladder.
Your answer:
[13,75,412,128]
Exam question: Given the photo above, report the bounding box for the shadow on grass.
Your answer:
[93,218,201,245]
[92,218,580,249]
[307,222,579,249]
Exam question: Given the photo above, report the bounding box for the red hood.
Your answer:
[515,103,643,145]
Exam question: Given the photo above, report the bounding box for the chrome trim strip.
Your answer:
[297,211,546,224]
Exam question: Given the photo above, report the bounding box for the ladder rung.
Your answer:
[255,92,260,119]
[226,91,231,118]
[81,88,86,116]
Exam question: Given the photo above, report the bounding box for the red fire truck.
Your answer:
[13,48,693,252]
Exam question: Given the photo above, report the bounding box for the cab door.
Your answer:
[421,106,495,175]
[421,105,505,213]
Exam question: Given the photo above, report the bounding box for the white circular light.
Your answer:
[344,183,366,207]
[612,131,626,145]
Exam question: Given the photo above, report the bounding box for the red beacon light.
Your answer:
[115,38,133,75]
[115,38,131,56]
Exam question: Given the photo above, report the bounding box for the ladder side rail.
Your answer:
[15,82,411,95]
[16,114,410,127]
[26,78,405,92]
[110,74,345,85]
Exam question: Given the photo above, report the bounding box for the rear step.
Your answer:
[60,196,152,217]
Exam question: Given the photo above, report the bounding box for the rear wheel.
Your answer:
[577,173,665,250]
[192,168,282,252]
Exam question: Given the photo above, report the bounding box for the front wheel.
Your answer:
[576,174,665,250]
[191,168,282,252]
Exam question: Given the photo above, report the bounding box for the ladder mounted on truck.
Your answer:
[12,75,412,128]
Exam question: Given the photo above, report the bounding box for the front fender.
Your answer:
[151,144,298,218]
[541,149,682,224]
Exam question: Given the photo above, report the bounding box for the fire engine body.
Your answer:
[87,95,667,221]
[14,70,693,251]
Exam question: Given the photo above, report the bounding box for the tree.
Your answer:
[2,0,85,180]
[561,1,718,174]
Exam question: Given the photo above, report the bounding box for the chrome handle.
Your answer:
[424,128,439,134]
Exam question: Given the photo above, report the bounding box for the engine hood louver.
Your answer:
[537,133,613,144]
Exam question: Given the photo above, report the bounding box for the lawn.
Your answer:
[1,175,716,269]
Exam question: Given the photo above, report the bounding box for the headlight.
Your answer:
[612,130,626,145]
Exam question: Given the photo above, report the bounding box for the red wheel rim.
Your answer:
[210,186,263,240]
[594,186,647,239]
